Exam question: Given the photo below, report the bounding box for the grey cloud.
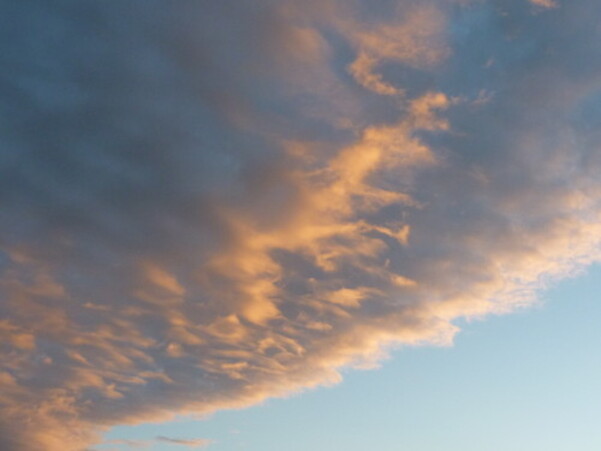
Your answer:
[2,1,601,450]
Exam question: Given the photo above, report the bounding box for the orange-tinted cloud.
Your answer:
[529,0,558,8]
[2,1,601,450]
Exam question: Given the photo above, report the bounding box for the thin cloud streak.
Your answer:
[1,0,601,450]
[99,439,151,449]
[155,436,213,448]
[529,0,558,8]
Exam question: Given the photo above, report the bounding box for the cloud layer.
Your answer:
[2,0,601,449]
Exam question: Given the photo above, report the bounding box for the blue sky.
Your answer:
[102,264,601,450]
[2,1,601,450]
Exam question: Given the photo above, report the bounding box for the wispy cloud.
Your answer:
[529,0,558,9]
[1,0,601,450]
[98,436,211,450]
[100,439,151,449]
[156,436,213,448]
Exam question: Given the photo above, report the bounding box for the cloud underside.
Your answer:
[1,0,601,449]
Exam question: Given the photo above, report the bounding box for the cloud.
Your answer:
[100,439,152,449]
[97,436,211,450]
[156,436,213,448]
[345,4,449,96]
[529,0,558,8]
[2,0,601,450]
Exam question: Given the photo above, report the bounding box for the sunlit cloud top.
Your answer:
[2,1,601,450]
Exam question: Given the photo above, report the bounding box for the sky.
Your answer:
[100,263,601,451]
[1,1,601,450]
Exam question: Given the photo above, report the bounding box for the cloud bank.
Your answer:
[2,0,601,449]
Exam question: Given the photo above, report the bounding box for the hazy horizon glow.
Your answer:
[2,1,601,450]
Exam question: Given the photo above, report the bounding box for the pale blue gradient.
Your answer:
[102,264,601,450]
